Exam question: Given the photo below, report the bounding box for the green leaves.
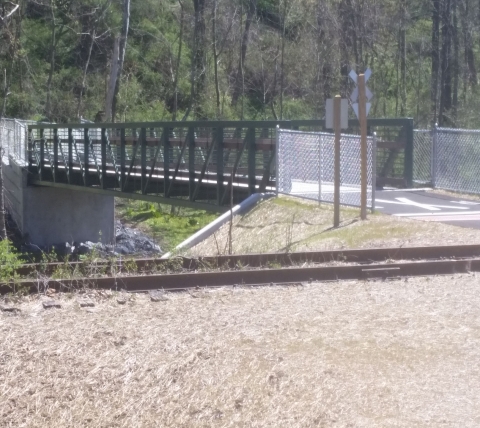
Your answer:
[0,240,23,284]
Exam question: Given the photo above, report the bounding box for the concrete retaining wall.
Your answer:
[3,157,115,246]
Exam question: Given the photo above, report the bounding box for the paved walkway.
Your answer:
[288,180,480,229]
[376,189,480,229]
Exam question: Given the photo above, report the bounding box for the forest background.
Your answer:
[0,0,477,128]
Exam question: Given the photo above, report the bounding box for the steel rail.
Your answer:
[2,258,480,295]
[14,244,480,278]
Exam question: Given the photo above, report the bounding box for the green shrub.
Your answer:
[0,240,24,284]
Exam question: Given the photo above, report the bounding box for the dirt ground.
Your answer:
[2,274,480,427]
[187,196,480,256]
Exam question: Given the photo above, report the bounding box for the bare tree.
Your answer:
[231,0,257,108]
[172,0,184,121]
[44,0,72,121]
[106,0,130,122]
[431,0,441,125]
[76,0,112,119]
[439,0,453,125]
[183,0,206,121]
[0,0,20,240]
[212,0,237,118]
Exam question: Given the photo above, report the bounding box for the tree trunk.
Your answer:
[460,0,477,95]
[192,0,206,119]
[0,2,20,240]
[452,0,459,120]
[105,37,119,122]
[431,0,441,125]
[45,0,57,121]
[231,0,257,107]
[76,29,95,119]
[279,0,287,120]
[212,0,221,118]
[173,1,184,121]
[399,0,407,117]
[111,0,130,122]
[439,0,452,125]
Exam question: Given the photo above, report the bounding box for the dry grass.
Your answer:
[187,196,480,256]
[2,275,480,427]
[429,188,480,202]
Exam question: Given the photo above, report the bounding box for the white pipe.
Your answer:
[160,193,273,259]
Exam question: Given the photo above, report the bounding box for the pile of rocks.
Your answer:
[22,221,162,257]
[112,221,162,255]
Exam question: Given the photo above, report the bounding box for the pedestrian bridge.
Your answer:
[26,118,413,211]
[0,118,413,246]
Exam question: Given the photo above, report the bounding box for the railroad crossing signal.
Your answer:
[349,68,373,118]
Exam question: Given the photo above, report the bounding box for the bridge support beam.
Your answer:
[4,158,114,247]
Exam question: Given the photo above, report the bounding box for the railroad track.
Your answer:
[3,244,480,294]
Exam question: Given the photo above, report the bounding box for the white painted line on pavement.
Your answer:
[376,197,469,211]
[379,188,432,192]
[408,214,480,222]
[450,200,480,205]
[395,197,469,210]
[394,210,480,217]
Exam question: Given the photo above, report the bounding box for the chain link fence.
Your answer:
[413,129,432,185]
[0,118,35,165]
[277,129,375,208]
[432,127,480,194]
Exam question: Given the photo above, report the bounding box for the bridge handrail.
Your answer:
[27,118,412,130]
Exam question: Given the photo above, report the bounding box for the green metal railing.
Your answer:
[27,118,414,211]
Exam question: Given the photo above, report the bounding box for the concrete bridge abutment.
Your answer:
[3,158,114,247]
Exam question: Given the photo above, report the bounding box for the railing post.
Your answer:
[53,128,59,182]
[39,129,45,181]
[84,128,90,186]
[275,125,280,196]
[404,118,414,188]
[372,132,377,213]
[188,127,195,201]
[163,126,170,197]
[431,123,438,188]
[140,128,147,193]
[27,126,32,170]
[68,128,73,184]
[101,128,107,189]
[215,127,224,205]
[247,127,256,195]
[120,128,126,190]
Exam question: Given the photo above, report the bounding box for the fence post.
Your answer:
[101,128,108,189]
[404,118,414,188]
[431,123,438,188]
[215,127,224,205]
[247,127,256,195]
[140,128,147,194]
[163,126,170,197]
[372,132,377,213]
[53,128,59,182]
[83,128,89,186]
[275,125,279,196]
[68,128,73,184]
[40,128,45,181]
[318,133,322,204]
[188,127,195,201]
